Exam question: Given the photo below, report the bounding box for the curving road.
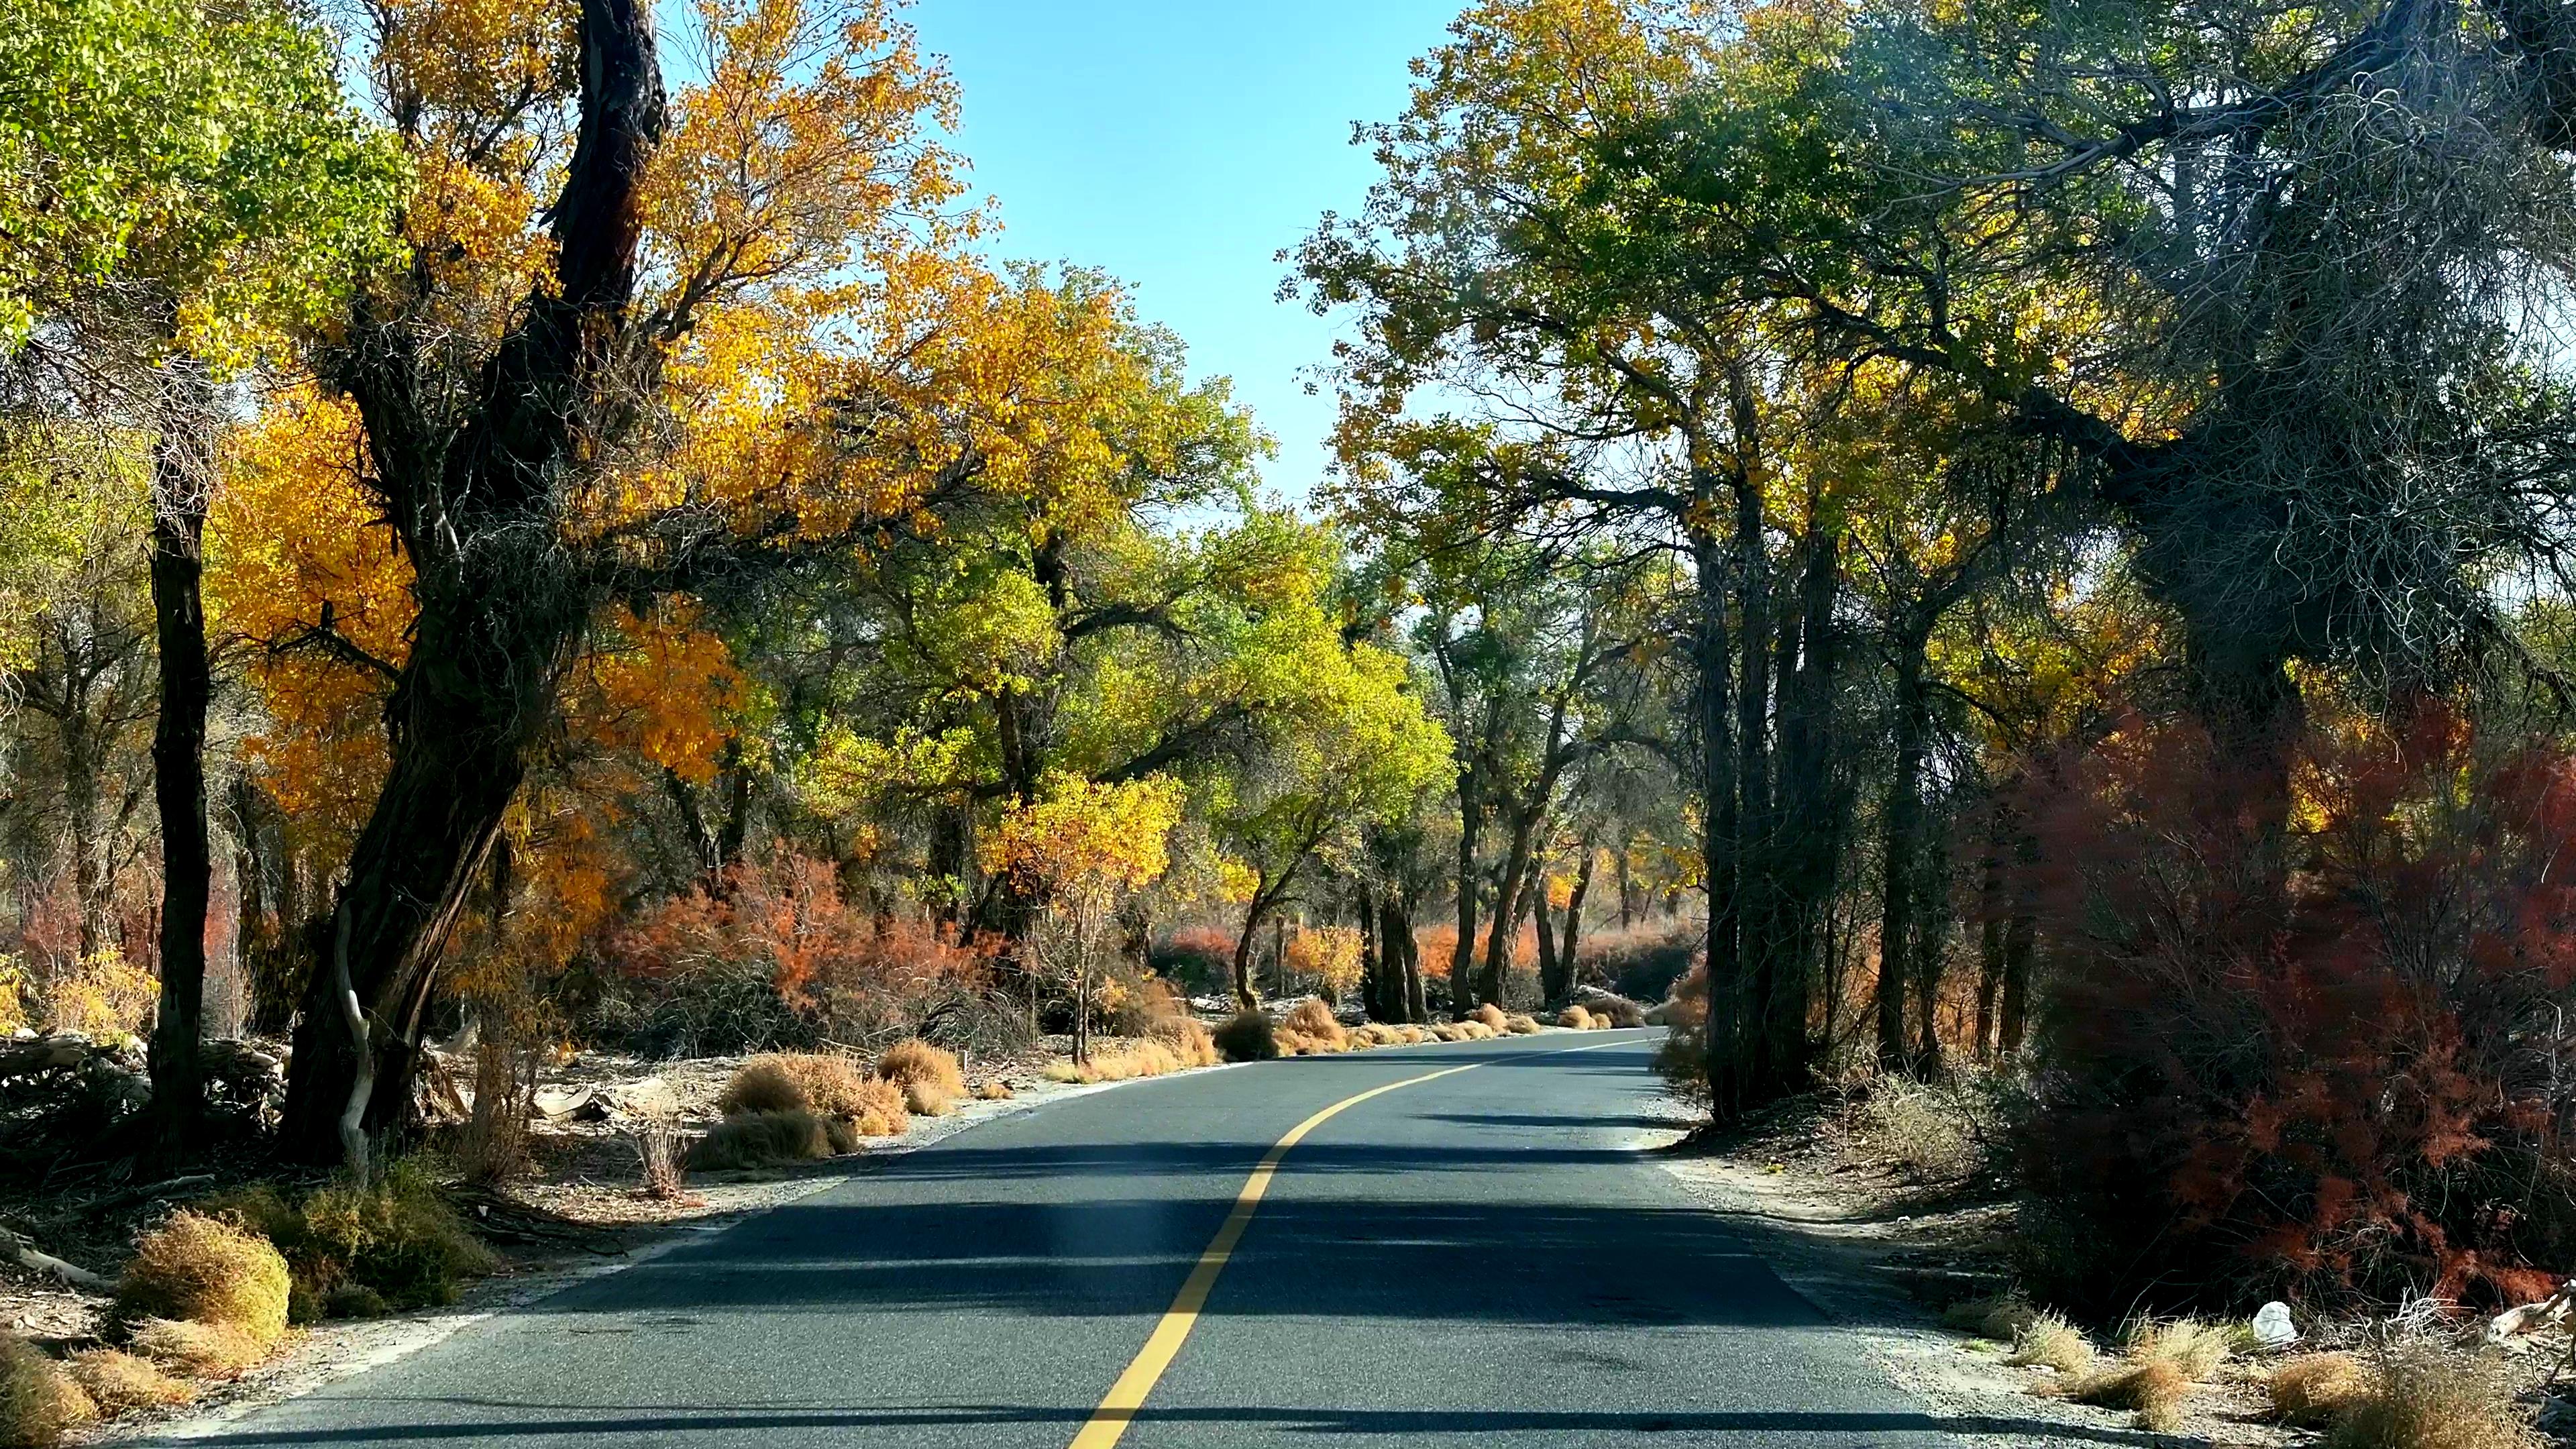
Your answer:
[160,1030,1955,1447]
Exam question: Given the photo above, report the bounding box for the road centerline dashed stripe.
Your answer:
[1065,1034,1640,1449]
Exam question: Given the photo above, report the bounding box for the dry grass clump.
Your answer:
[66,1349,191,1413]
[720,1054,910,1136]
[1397,1024,1432,1043]
[1470,1004,1509,1032]
[1943,1291,2037,1342]
[1144,1016,1220,1067]
[2006,1311,2098,1375]
[1556,1005,1596,1030]
[629,1122,688,1201]
[975,1079,1014,1100]
[2268,1353,2375,1428]
[1279,998,1348,1053]
[1503,1012,1540,1034]
[686,1108,857,1170]
[116,1212,291,1346]
[2326,1345,2541,1449]
[1044,1040,1187,1083]
[210,1161,497,1320]
[127,1319,267,1379]
[2066,1357,2192,1432]
[2123,1317,2231,1381]
[1214,1011,1279,1062]
[1582,994,1648,1027]
[1,1336,94,1448]
[875,1040,965,1116]
[1462,1019,1501,1039]
[1851,1079,1990,1180]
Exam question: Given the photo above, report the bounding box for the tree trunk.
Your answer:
[1876,643,1926,1072]
[146,352,217,1157]
[1477,805,1539,1007]
[1693,519,1743,1116]
[1450,773,1483,1017]
[1395,895,1428,1023]
[1761,499,1840,1097]
[1533,877,1560,1002]
[278,0,665,1167]
[1731,400,1784,1104]
[1554,839,1593,1002]
[1911,806,1953,1071]
[1356,886,1385,1022]
[1974,803,2006,1062]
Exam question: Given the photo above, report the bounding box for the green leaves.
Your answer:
[0,0,402,359]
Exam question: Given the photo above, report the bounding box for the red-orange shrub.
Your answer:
[599,853,991,1055]
[2017,706,2576,1311]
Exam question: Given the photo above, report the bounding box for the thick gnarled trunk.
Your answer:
[277,0,665,1166]
[146,354,216,1156]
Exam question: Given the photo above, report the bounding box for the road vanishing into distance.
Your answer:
[158,1031,1963,1448]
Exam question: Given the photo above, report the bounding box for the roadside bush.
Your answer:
[1280,998,1347,1053]
[2328,1344,2539,1449]
[1503,1012,1540,1035]
[0,1336,93,1447]
[2065,1356,2190,1432]
[1148,926,1236,997]
[1144,1016,1219,1067]
[719,1054,909,1136]
[2016,708,2576,1310]
[688,1109,858,1170]
[1097,972,1189,1037]
[600,859,990,1055]
[2269,1353,2374,1428]
[126,1320,266,1377]
[1470,1004,1509,1032]
[1556,1005,1595,1030]
[1571,988,1646,1027]
[1942,1291,2035,1342]
[115,1212,290,1344]
[207,1161,496,1321]
[1576,922,1701,1005]
[2006,1311,2096,1375]
[1851,1079,2001,1181]
[66,1350,189,1413]
[2123,1318,2231,1381]
[1213,1011,1279,1063]
[875,1040,965,1117]
[1044,1041,1188,1083]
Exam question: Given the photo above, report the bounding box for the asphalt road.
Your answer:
[164,1030,1959,1448]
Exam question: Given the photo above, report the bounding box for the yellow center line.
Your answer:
[1065,1034,1642,1449]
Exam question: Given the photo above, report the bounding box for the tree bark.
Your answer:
[1692,515,1743,1116]
[146,352,217,1157]
[278,0,666,1166]
[1876,644,1927,1071]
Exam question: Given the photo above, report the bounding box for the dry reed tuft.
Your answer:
[1214,1012,1279,1062]
[2068,1357,2192,1431]
[719,1053,909,1134]
[685,1109,856,1170]
[629,1122,687,1200]
[1557,1005,1595,1030]
[66,1349,191,1413]
[2007,1311,2097,1376]
[0,1336,93,1447]
[1044,1040,1187,1083]
[127,1319,267,1379]
[2269,1353,2374,1428]
[1503,1012,1541,1034]
[875,1040,965,1116]
[117,1212,291,1346]
[1282,998,1347,1052]
[1397,1025,1431,1044]
[1943,1291,2037,1342]
[1470,1004,1509,1032]
[2123,1317,2231,1381]
[975,1079,1014,1100]
[2328,1344,2542,1449]
[1583,994,1647,1027]
[1145,1016,1220,1067]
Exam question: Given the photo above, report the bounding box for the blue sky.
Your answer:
[908,1,1464,503]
